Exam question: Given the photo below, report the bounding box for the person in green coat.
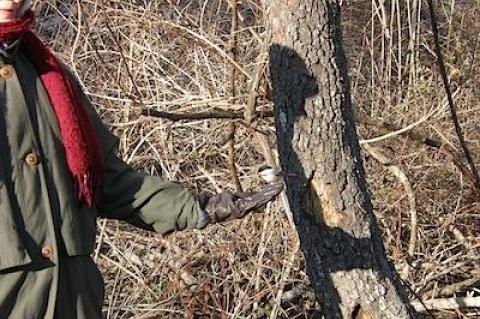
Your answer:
[0,1,283,318]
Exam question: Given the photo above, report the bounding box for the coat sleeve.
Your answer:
[97,151,202,234]
[66,70,203,234]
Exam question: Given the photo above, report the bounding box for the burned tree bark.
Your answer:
[267,2,415,318]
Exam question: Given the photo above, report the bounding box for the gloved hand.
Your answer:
[197,183,283,226]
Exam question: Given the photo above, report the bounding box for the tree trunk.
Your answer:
[267,2,415,318]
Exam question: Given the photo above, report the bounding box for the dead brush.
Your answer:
[36,0,480,318]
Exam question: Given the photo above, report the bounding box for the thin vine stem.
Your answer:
[426,0,480,192]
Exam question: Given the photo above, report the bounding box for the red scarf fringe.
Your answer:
[0,11,104,207]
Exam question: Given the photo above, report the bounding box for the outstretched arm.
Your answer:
[97,149,203,234]
[66,68,281,234]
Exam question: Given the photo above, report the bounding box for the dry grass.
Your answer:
[36,0,480,318]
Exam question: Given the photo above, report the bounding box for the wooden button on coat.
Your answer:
[25,152,39,166]
[41,245,54,259]
[0,65,13,79]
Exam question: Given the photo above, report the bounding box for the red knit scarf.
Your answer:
[0,11,104,207]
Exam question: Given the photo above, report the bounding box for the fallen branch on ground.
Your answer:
[412,296,480,312]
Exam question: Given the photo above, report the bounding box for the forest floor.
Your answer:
[38,0,480,318]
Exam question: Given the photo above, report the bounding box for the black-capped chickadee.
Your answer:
[258,164,283,184]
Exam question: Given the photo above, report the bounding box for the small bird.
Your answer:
[257,164,283,184]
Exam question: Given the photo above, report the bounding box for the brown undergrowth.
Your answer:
[36,0,480,318]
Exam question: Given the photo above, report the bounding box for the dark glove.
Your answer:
[198,183,283,225]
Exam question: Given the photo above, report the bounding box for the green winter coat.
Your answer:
[0,43,201,318]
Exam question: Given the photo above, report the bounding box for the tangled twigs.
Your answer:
[79,4,141,107]
[269,241,300,318]
[362,144,418,277]
[356,113,480,197]
[245,46,268,122]
[423,276,480,299]
[103,17,143,104]
[158,20,251,80]
[426,0,480,192]
[225,0,242,194]
[227,0,238,100]
[228,122,243,193]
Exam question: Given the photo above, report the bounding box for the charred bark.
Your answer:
[267,1,415,318]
